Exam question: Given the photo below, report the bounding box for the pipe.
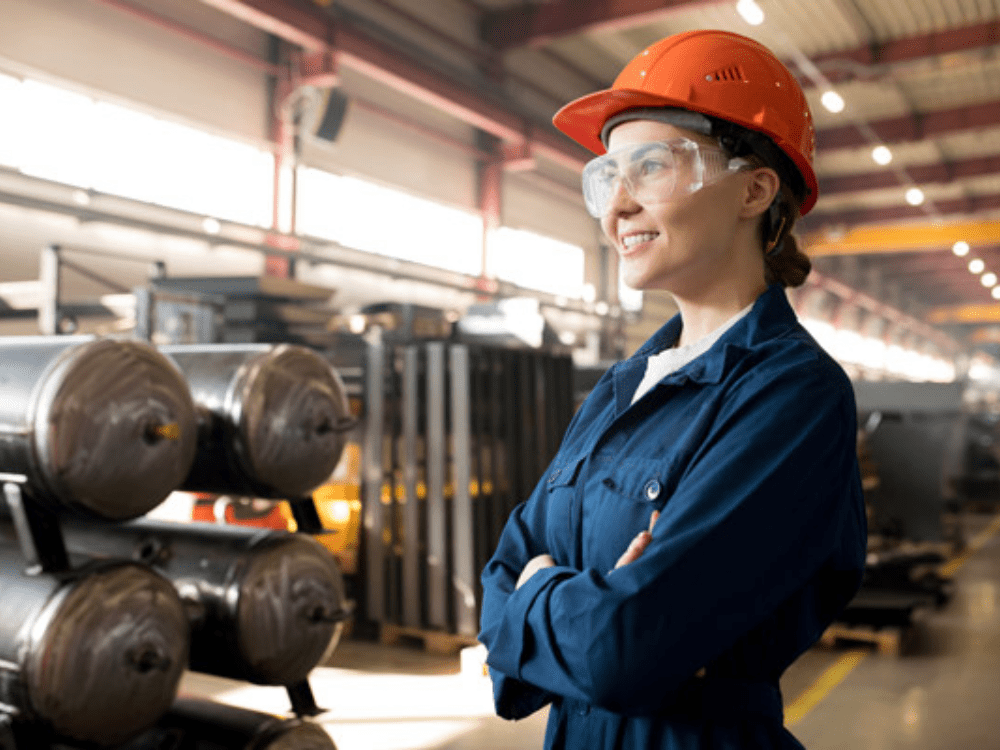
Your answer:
[160,344,352,499]
[113,697,337,750]
[51,515,348,686]
[0,337,197,520]
[0,532,189,747]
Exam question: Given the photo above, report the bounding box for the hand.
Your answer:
[613,510,660,570]
[516,553,556,589]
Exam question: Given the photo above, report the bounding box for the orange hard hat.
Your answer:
[553,30,819,215]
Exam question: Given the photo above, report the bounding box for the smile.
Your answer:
[621,232,659,250]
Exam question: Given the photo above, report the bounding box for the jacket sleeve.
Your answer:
[478,487,560,718]
[478,367,618,719]
[482,357,865,715]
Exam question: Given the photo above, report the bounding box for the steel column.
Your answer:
[425,342,448,630]
[363,339,387,623]
[401,346,421,627]
[449,344,477,637]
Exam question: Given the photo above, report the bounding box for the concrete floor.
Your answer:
[180,510,1000,750]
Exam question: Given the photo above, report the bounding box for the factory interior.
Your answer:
[1,0,1000,748]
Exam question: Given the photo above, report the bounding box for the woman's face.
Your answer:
[600,120,753,296]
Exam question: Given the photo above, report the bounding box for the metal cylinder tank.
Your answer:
[114,698,337,750]
[0,538,190,746]
[54,517,348,686]
[160,344,352,499]
[0,337,197,520]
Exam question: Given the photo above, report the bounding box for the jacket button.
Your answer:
[644,480,661,501]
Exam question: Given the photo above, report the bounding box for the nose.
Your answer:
[605,175,640,217]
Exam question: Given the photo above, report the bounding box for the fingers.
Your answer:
[614,530,651,569]
[516,553,556,589]
[614,511,660,571]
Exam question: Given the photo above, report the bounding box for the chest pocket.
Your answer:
[543,454,586,564]
[585,457,671,571]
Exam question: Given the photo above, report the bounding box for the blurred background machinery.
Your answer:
[844,381,981,630]
[138,280,574,643]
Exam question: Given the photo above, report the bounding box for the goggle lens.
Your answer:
[581,138,746,218]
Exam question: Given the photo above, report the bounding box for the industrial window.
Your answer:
[296,167,483,277]
[799,317,955,382]
[485,227,586,299]
[0,73,273,227]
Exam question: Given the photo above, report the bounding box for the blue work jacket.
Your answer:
[479,284,867,749]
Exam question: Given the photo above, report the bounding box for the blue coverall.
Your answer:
[479,284,868,749]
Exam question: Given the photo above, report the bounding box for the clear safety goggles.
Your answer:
[581,138,749,218]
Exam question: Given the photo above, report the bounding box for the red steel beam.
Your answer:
[806,19,1000,84]
[816,100,1000,151]
[198,0,589,171]
[482,0,727,50]
[804,191,1000,229]
[819,154,1000,196]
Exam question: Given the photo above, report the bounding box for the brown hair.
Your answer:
[711,121,812,288]
[760,176,811,288]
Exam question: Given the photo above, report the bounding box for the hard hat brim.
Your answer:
[553,88,680,156]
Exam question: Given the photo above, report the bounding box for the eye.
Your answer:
[594,162,620,184]
[636,156,670,178]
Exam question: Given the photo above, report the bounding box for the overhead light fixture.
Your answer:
[821,90,845,114]
[969,258,985,274]
[983,272,997,287]
[992,286,1000,300]
[202,217,222,234]
[952,241,970,257]
[736,0,765,25]
[71,189,91,206]
[871,146,893,165]
[905,187,925,206]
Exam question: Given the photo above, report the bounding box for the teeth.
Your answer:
[622,232,658,249]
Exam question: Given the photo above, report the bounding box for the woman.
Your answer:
[478,29,867,750]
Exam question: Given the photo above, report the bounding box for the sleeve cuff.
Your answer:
[485,564,573,679]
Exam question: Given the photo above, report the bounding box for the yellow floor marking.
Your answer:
[785,649,866,727]
[786,510,1000,727]
[939,512,1000,578]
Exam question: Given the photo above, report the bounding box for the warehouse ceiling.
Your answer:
[110,0,1000,351]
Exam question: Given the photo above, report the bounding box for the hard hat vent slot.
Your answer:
[710,66,746,82]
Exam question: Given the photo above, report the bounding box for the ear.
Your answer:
[739,167,781,219]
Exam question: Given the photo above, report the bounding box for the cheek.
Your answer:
[600,216,616,242]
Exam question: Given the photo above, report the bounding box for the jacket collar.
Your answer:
[613,284,800,412]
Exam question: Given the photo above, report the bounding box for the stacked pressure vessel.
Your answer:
[0,337,353,750]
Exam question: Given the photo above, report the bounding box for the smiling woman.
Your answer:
[478,29,868,750]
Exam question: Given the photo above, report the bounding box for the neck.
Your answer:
[673,276,768,348]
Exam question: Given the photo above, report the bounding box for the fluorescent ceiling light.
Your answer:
[821,90,845,113]
[871,146,892,165]
[905,187,925,206]
[969,258,985,274]
[736,0,765,25]
[952,241,970,257]
[982,272,997,287]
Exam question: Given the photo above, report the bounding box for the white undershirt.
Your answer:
[631,302,755,405]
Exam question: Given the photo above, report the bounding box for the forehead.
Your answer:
[605,119,715,152]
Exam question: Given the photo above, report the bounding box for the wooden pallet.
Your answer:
[818,622,908,656]
[378,623,480,655]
